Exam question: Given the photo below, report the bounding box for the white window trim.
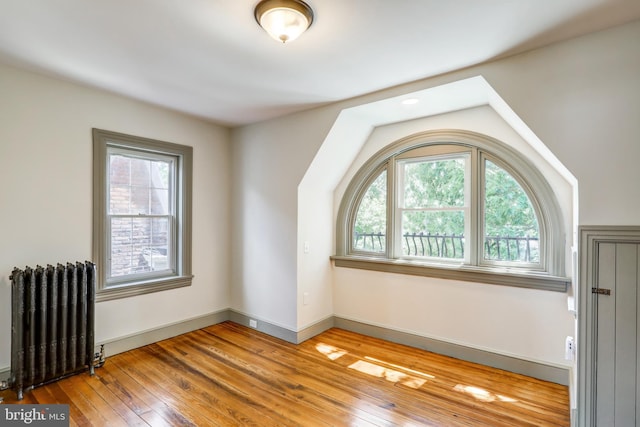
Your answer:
[333,130,569,292]
[93,129,193,302]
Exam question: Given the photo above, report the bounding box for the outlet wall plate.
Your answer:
[565,336,575,361]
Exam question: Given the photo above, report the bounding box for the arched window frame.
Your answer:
[334,130,569,292]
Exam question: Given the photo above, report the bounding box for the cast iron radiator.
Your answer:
[9,261,96,400]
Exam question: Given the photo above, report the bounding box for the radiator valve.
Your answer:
[94,344,106,368]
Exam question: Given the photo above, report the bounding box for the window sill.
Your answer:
[330,255,569,292]
[97,275,193,302]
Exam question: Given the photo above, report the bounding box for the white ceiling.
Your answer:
[1,0,639,126]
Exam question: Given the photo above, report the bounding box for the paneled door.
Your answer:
[594,242,639,425]
[579,227,640,426]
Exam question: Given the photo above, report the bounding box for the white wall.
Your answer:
[230,19,640,370]
[0,63,231,370]
[229,107,340,330]
[483,21,640,227]
[334,268,571,362]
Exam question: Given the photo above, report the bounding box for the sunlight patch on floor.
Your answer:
[364,356,435,379]
[315,343,348,360]
[453,384,518,403]
[348,360,427,389]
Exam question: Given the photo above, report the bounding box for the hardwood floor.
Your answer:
[1,322,570,426]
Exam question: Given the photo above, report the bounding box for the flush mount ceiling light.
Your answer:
[254,0,314,43]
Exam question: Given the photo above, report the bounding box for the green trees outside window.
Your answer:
[352,147,539,265]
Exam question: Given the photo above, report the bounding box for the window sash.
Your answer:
[106,148,175,214]
[394,153,471,262]
[479,153,543,270]
[105,147,178,285]
[350,166,389,256]
[106,214,176,285]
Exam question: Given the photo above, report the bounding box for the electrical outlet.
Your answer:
[249,319,258,328]
[565,336,575,361]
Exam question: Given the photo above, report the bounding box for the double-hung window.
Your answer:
[396,149,470,262]
[93,129,192,301]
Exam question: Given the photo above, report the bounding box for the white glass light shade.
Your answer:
[260,7,308,43]
[255,0,314,44]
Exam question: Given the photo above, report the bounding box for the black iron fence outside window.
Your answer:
[353,232,539,262]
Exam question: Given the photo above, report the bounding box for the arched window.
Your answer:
[334,130,568,291]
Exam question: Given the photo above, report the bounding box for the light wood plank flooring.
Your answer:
[1,321,570,426]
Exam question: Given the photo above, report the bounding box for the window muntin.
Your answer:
[93,129,192,301]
